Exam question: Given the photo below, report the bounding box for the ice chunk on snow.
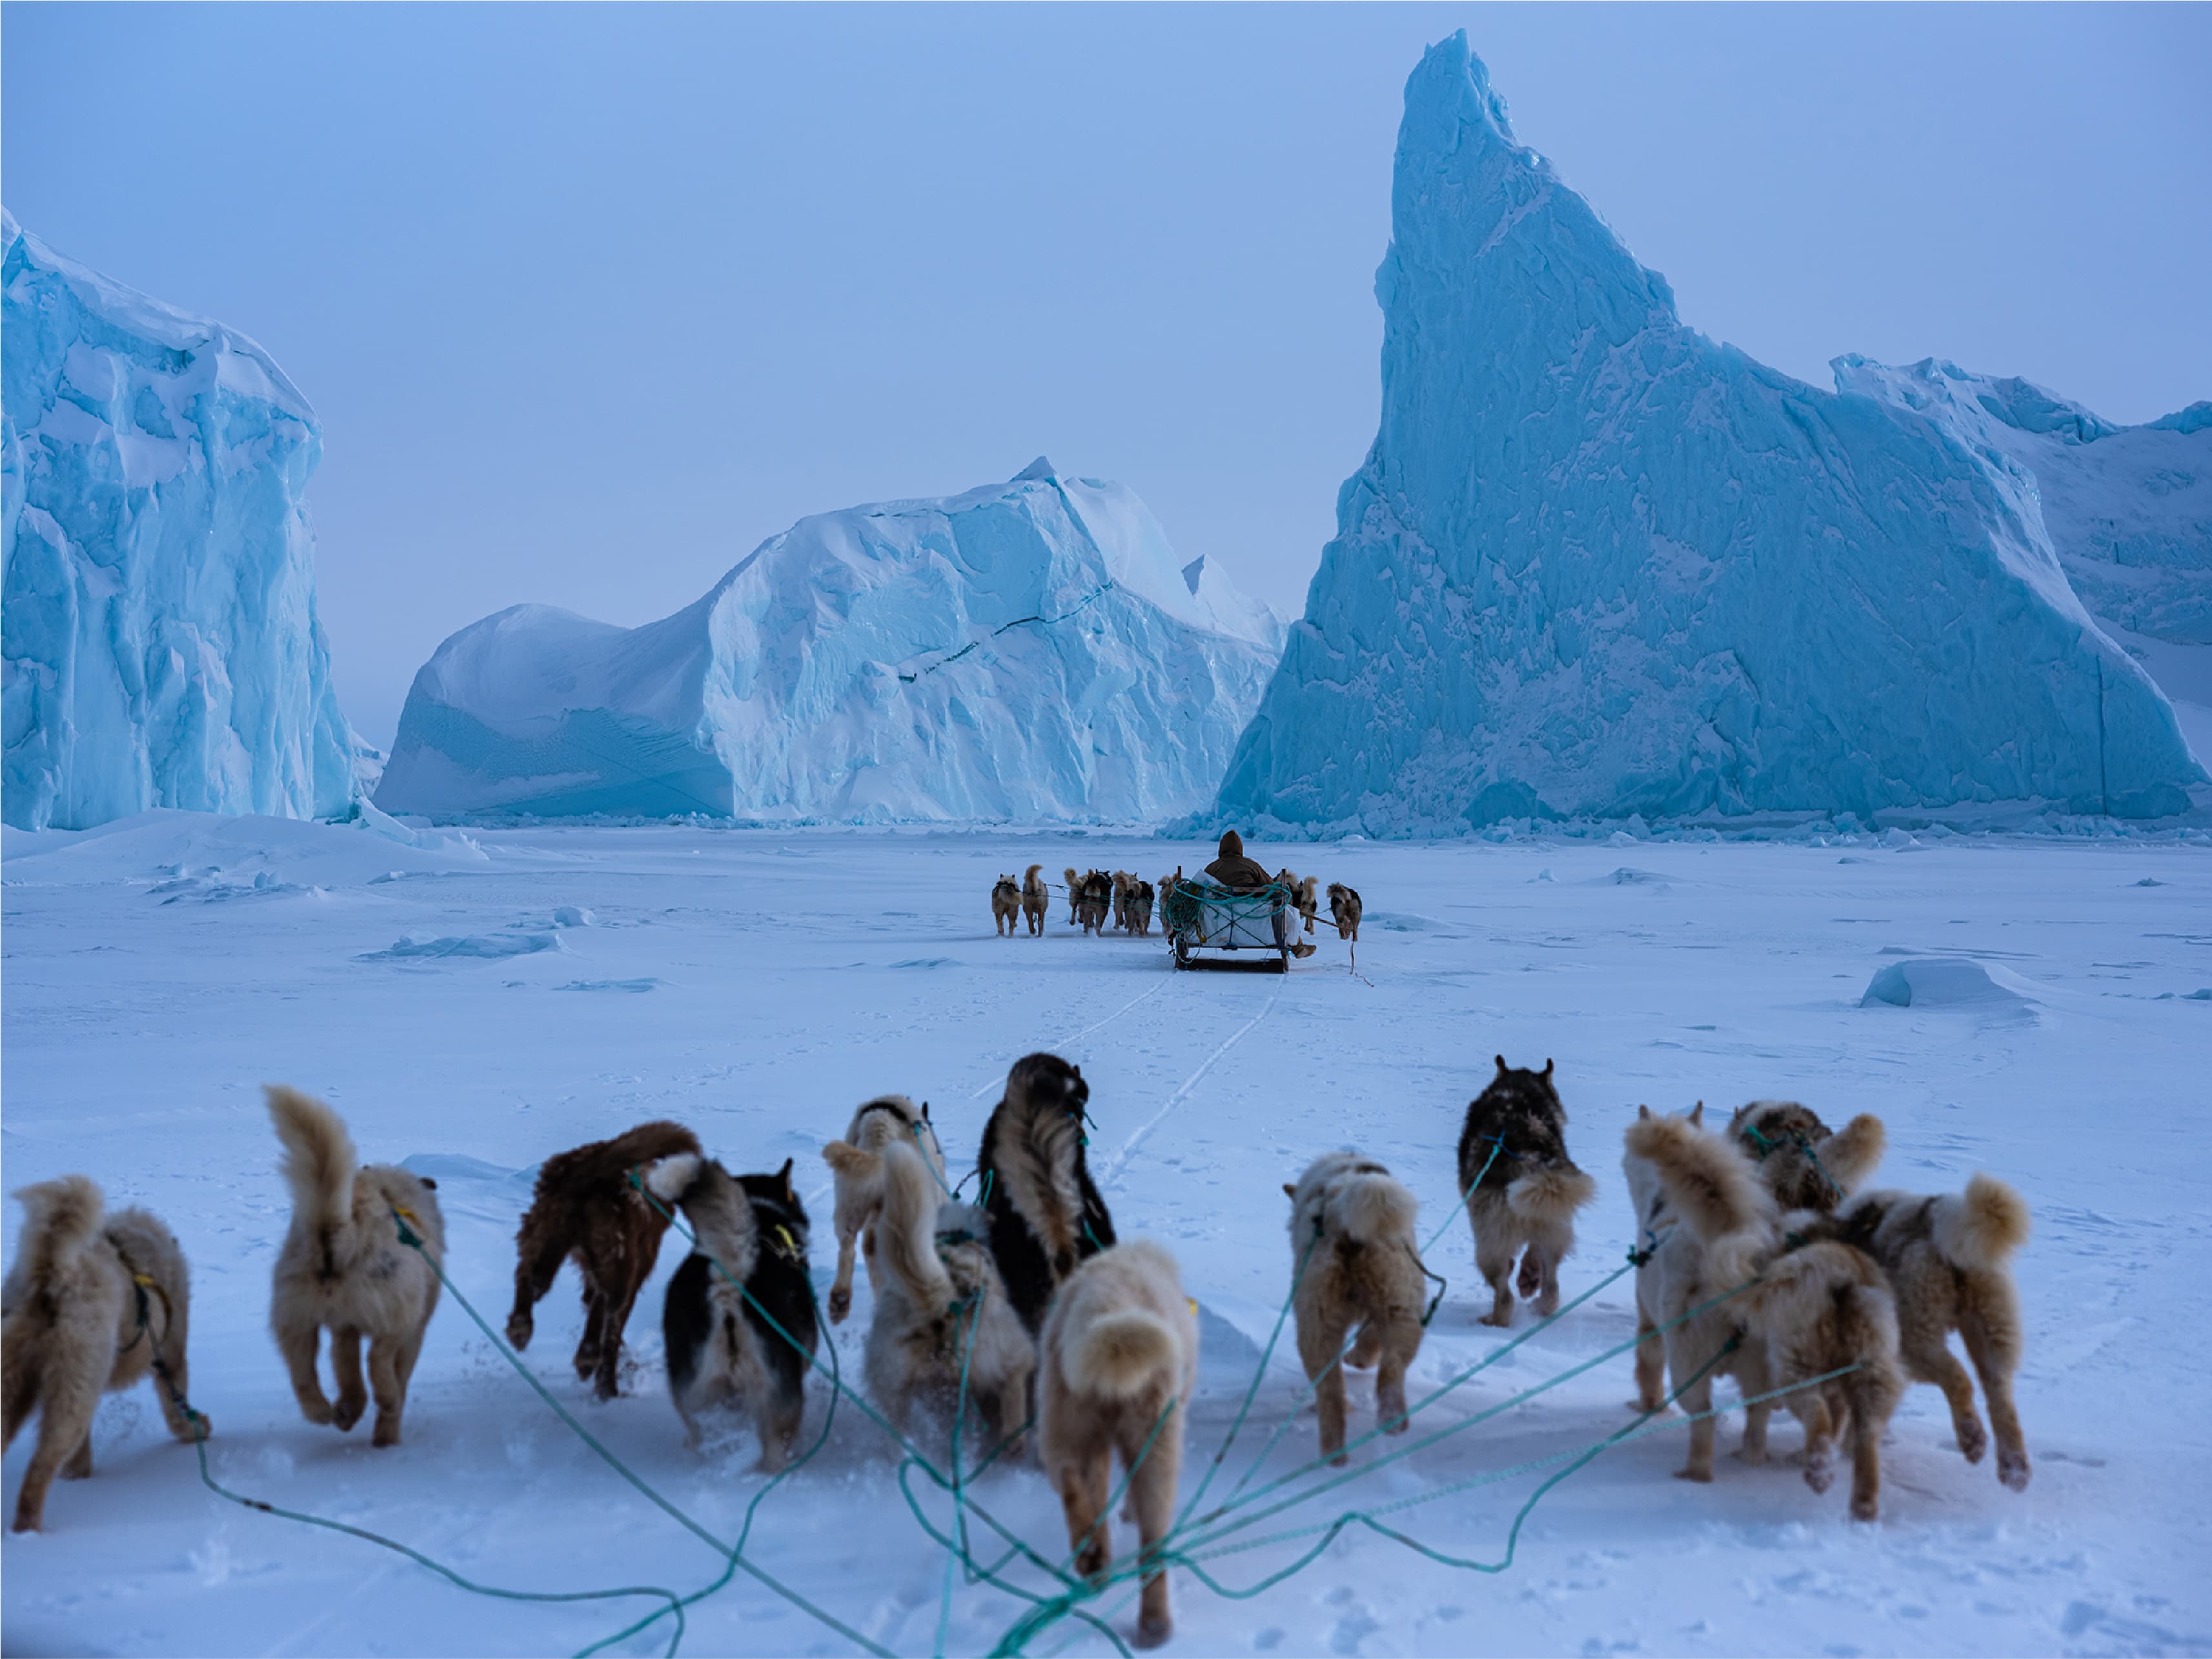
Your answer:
[375,463,1283,823]
[1216,36,2203,834]
[1,210,358,830]
[1861,957,2044,1013]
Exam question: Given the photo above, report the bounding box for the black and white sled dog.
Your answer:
[820,1094,948,1323]
[977,1053,1117,1334]
[1454,1058,1597,1325]
[860,1138,1034,1456]
[649,1154,818,1469]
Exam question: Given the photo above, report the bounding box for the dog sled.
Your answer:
[1162,878,1293,972]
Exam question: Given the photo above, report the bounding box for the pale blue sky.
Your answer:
[6,3,2207,747]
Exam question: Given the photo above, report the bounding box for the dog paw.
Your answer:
[1802,1456,1837,1496]
[826,1289,851,1323]
[1628,1397,1670,1415]
[1732,1446,1772,1467]
[1516,1258,1543,1298]
[504,1316,533,1351]
[331,1398,365,1433]
[1956,1421,1988,1463]
[371,1417,401,1449]
[1134,1616,1173,1650]
[1998,1451,2031,1492]
[10,1513,43,1533]
[1672,1465,1714,1485]
[1477,1310,1513,1329]
[1849,1496,1880,1522]
[299,1396,336,1427]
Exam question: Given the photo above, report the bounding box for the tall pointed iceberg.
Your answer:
[1217,35,2203,832]
[3,210,356,831]
[375,460,1283,823]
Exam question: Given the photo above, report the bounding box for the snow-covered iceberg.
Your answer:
[375,459,1283,823]
[1835,356,2211,762]
[2,209,356,832]
[1216,35,2204,834]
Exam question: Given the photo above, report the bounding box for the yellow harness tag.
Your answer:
[771,1224,800,1260]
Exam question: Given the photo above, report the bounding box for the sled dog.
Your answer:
[977,1053,1117,1334]
[992,875,1022,936]
[1022,865,1050,936]
[821,1094,948,1323]
[267,1085,445,1448]
[1326,882,1362,942]
[1064,867,1084,927]
[4,1178,202,1531]
[506,1120,700,1398]
[1129,880,1155,936]
[860,1139,1034,1454]
[1076,871,1113,936]
[1729,1100,1887,1214]
[651,1154,818,1469]
[1283,1152,1426,1465]
[1625,1109,1905,1520]
[1040,1240,1199,1649]
[1455,1058,1597,1325]
[1800,1175,2032,1489]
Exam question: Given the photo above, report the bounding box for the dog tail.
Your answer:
[1325,1167,1417,1247]
[9,1175,105,1291]
[1930,1174,2030,1271]
[822,1139,880,1181]
[645,1154,757,1287]
[1821,1114,1887,1197]
[266,1085,357,1231]
[1505,1161,1597,1225]
[1025,863,1043,889]
[1065,1307,1179,1402]
[876,1140,955,1311]
[1623,1114,1770,1245]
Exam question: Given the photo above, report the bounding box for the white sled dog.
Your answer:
[1625,1107,1905,1520]
[267,1085,445,1448]
[820,1094,948,1323]
[1040,1240,1199,1649]
[857,1139,1034,1455]
[4,1178,203,1531]
[1283,1152,1427,1465]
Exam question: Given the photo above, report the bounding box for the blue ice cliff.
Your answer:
[1834,356,2211,763]
[3,210,356,831]
[374,459,1283,822]
[1215,35,2205,833]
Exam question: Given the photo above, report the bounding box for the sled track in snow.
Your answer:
[1097,982,1282,1191]
[966,971,1175,1100]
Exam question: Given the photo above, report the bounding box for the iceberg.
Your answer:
[1834,356,2211,761]
[374,459,1282,823]
[1216,36,2205,834]
[3,210,356,832]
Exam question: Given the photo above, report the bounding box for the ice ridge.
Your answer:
[1215,35,2204,835]
[374,461,1283,823]
[2,208,357,831]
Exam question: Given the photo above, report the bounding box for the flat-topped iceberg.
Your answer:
[2,209,358,831]
[375,459,1282,823]
[1217,35,2203,834]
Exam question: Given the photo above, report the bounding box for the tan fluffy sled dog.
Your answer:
[267,1085,445,1447]
[4,1178,203,1531]
[1040,1240,1200,1649]
[1064,867,1084,927]
[992,874,1022,936]
[820,1095,948,1323]
[1284,1153,1426,1465]
[1802,1175,2032,1489]
[1729,1100,1887,1214]
[1625,1109,1905,1520]
[860,1140,1034,1454]
[1022,865,1050,936]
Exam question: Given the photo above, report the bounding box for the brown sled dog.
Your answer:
[1064,867,1084,927]
[991,875,1022,936]
[1456,1058,1597,1325]
[1626,1109,1906,1520]
[1021,865,1050,936]
[1326,882,1362,942]
[860,1139,1034,1454]
[267,1085,445,1447]
[821,1094,949,1322]
[1284,1153,1426,1465]
[1729,1100,1887,1214]
[1040,1240,1199,1649]
[1799,1175,2032,1490]
[506,1120,700,1399]
[977,1053,1117,1334]
[4,1178,203,1531]
[649,1154,818,1469]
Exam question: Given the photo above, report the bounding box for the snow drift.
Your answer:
[375,459,1283,823]
[1216,35,2204,834]
[1,209,356,832]
[1836,356,2211,763]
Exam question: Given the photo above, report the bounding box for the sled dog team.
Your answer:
[4,1059,2029,1644]
[987,863,1363,947]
